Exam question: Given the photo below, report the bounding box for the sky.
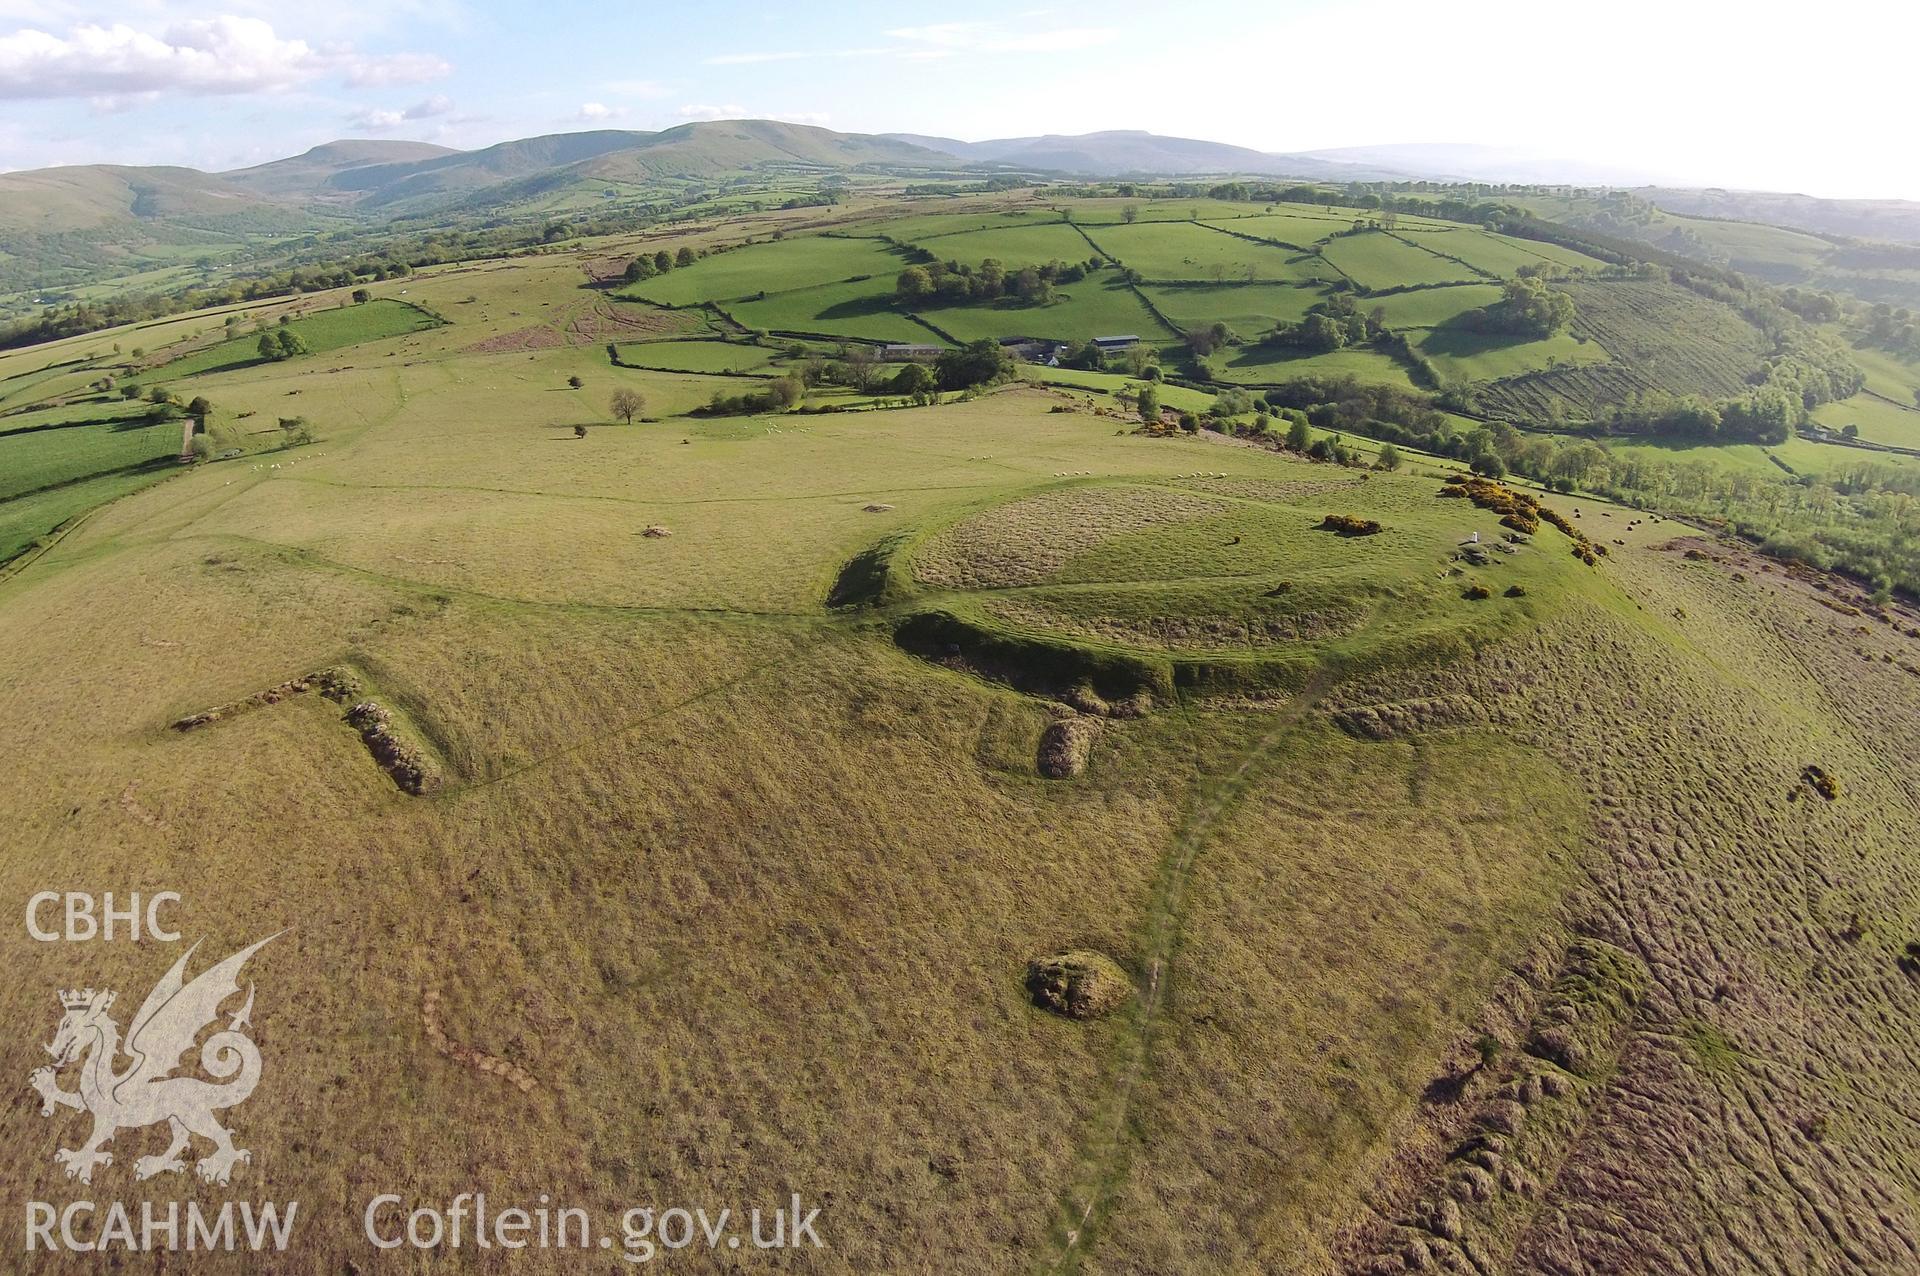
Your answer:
[0,0,1914,199]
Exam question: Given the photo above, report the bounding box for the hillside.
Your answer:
[0,164,269,236]
[888,129,1400,178]
[1,202,1918,1273]
[1646,187,1920,245]
[221,140,462,201]
[443,122,954,214]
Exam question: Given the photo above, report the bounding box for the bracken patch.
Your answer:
[1026,951,1132,1020]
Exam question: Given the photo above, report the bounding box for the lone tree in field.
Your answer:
[675,246,696,268]
[890,362,937,404]
[1376,442,1402,471]
[1287,415,1313,453]
[768,374,806,409]
[1137,386,1161,425]
[844,344,881,393]
[610,389,646,424]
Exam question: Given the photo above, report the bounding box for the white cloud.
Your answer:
[0,15,448,100]
[338,51,450,87]
[704,22,1113,67]
[348,93,452,130]
[577,101,616,121]
[674,103,745,121]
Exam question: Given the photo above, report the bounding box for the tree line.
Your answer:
[895,256,1104,308]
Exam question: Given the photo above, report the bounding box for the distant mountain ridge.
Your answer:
[0,121,953,230]
[884,129,1402,180]
[7,120,1920,304]
[223,140,461,200]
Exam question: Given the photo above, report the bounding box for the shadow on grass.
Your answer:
[816,294,914,323]
[1419,314,1538,361]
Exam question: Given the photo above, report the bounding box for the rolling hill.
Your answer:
[887,128,1401,179]
[221,139,462,201]
[339,121,952,211]
[0,164,271,237]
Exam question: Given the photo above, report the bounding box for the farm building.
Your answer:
[881,343,945,362]
[1093,335,1141,351]
[999,338,1066,363]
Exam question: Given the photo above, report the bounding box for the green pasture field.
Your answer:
[1024,366,1218,414]
[726,278,938,343]
[1667,215,1836,274]
[1319,231,1482,290]
[1415,326,1610,383]
[1083,221,1323,283]
[908,222,1098,268]
[613,338,779,374]
[1811,392,1920,449]
[1361,283,1505,329]
[1395,226,1597,277]
[0,357,108,411]
[1598,437,1786,479]
[0,463,180,563]
[1141,282,1329,334]
[0,396,152,435]
[1774,433,1920,478]
[1214,344,1418,389]
[0,415,182,501]
[1841,343,1920,404]
[1204,210,1355,247]
[915,278,1165,345]
[155,299,444,378]
[875,209,1075,243]
[1068,197,1293,224]
[620,235,909,306]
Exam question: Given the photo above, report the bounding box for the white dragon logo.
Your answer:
[27,934,277,1186]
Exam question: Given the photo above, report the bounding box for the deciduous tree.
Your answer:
[610,388,645,424]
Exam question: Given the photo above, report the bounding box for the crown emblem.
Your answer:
[59,988,112,1011]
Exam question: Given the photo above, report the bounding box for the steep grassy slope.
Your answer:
[0,165,267,236]
[220,140,461,201]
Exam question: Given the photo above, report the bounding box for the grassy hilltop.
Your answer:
[1,189,1919,1273]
